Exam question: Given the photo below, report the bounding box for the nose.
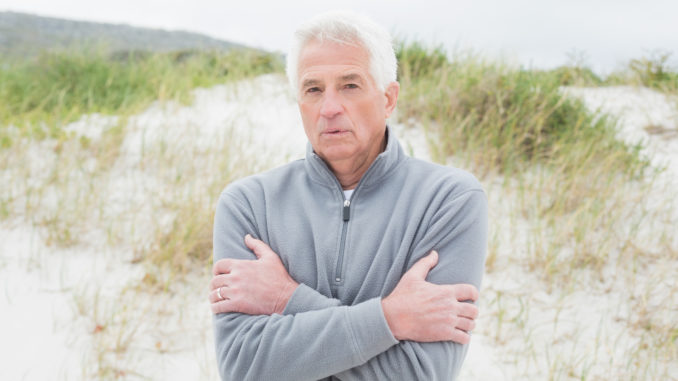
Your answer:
[319,89,343,119]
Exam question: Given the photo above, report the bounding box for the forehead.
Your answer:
[297,40,372,83]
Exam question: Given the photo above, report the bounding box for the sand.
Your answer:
[1,75,676,379]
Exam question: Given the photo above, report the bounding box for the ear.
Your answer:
[383,81,400,119]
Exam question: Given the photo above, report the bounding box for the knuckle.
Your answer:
[220,258,232,267]
[471,305,479,318]
[212,302,224,314]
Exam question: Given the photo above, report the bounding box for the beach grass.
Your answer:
[0,46,283,147]
[607,51,678,93]
[396,42,655,277]
[2,43,677,379]
[0,47,283,267]
[396,42,677,378]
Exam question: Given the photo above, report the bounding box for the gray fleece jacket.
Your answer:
[213,126,487,381]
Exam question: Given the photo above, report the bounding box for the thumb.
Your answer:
[244,234,272,259]
[405,250,438,280]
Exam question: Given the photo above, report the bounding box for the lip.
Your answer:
[321,128,351,136]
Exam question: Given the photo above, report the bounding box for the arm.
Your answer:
[212,190,399,381]
[331,189,487,380]
[212,187,487,380]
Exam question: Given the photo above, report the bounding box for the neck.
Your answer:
[327,133,387,190]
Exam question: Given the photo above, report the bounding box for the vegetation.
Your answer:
[1,39,675,379]
[0,47,283,279]
[0,11,244,59]
[609,51,678,92]
[397,41,659,275]
[0,47,282,147]
[396,42,676,379]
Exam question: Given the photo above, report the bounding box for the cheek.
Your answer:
[355,101,385,128]
[298,104,315,124]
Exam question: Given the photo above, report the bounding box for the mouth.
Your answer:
[322,128,350,136]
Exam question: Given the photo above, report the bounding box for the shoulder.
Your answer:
[404,157,484,200]
[219,159,306,204]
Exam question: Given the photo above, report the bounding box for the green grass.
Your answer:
[0,46,283,273]
[396,42,646,175]
[2,42,675,378]
[396,42,655,277]
[0,46,283,147]
[607,51,678,93]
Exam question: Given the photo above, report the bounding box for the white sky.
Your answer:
[1,0,677,74]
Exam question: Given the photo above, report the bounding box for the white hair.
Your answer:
[286,10,398,96]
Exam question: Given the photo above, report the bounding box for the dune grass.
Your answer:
[396,42,657,277]
[607,51,678,93]
[0,48,283,273]
[0,46,282,147]
[397,42,677,378]
[3,43,676,379]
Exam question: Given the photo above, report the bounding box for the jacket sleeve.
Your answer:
[331,188,487,381]
[213,190,399,381]
[281,188,487,380]
[213,185,487,381]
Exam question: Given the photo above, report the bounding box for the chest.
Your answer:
[263,184,432,304]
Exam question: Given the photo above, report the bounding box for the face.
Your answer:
[296,40,399,166]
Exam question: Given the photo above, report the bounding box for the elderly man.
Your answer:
[208,10,487,381]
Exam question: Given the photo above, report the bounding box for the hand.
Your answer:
[209,234,299,315]
[381,251,479,344]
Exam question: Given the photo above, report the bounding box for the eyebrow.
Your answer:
[300,73,366,89]
[339,73,365,83]
[301,79,321,89]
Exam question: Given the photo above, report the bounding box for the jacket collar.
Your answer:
[304,125,406,190]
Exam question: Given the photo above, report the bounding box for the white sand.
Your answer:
[1,75,676,379]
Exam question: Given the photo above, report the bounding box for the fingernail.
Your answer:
[245,234,252,242]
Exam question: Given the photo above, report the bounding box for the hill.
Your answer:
[0,11,247,59]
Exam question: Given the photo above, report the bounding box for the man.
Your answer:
[208,10,487,381]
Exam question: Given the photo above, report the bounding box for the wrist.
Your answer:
[274,279,299,314]
[381,296,403,340]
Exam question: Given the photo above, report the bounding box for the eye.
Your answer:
[305,87,321,94]
[344,83,359,89]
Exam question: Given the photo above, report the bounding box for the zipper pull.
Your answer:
[343,199,351,221]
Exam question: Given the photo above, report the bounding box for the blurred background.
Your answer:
[2,0,678,72]
[0,1,677,380]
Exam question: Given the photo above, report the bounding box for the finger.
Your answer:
[451,283,479,302]
[458,303,479,320]
[405,251,439,280]
[209,274,229,291]
[455,317,476,332]
[211,299,235,314]
[450,328,471,345]
[244,234,272,259]
[209,286,229,303]
[212,258,233,276]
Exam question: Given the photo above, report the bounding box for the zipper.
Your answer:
[310,147,384,289]
[334,199,351,284]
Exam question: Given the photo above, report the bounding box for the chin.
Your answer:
[317,145,356,162]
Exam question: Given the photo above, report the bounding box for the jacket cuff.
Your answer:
[283,283,341,315]
[345,297,399,363]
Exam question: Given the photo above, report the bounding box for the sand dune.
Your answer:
[1,75,676,379]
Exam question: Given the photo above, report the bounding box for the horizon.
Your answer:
[1,1,677,75]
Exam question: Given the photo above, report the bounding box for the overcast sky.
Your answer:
[1,0,677,74]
